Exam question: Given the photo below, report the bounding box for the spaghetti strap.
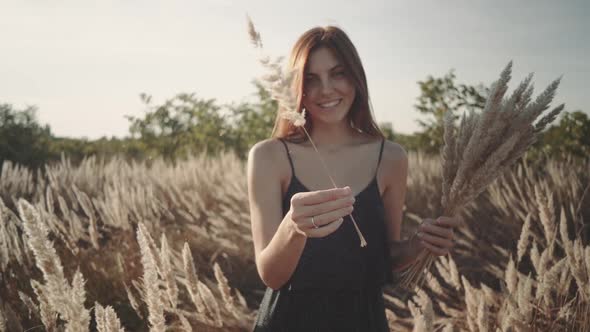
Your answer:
[375,138,385,176]
[278,138,295,176]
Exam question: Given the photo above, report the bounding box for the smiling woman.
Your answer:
[247,25,459,332]
[270,26,382,145]
[302,48,356,122]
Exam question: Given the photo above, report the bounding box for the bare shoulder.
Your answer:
[247,138,288,188]
[379,140,409,188]
[382,140,408,163]
[248,138,283,164]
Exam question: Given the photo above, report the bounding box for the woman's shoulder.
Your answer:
[380,139,408,173]
[382,139,408,160]
[248,138,292,192]
[360,135,406,160]
[248,138,285,162]
[375,139,408,191]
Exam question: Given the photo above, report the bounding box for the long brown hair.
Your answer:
[270,26,385,143]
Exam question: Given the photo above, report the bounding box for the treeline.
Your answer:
[1,72,589,172]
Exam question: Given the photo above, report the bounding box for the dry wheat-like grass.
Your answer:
[0,306,6,332]
[31,280,57,331]
[159,233,178,309]
[18,199,91,331]
[1,152,257,330]
[401,61,565,290]
[136,223,166,332]
[95,302,125,332]
[0,142,587,330]
[0,197,31,271]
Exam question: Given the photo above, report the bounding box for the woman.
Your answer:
[247,26,459,332]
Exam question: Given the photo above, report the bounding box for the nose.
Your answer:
[319,77,335,95]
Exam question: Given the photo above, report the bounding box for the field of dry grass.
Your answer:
[0,151,588,331]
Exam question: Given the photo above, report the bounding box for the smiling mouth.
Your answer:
[318,99,342,109]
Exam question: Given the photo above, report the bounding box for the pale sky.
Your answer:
[1,0,588,139]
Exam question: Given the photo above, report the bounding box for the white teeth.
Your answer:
[319,99,341,108]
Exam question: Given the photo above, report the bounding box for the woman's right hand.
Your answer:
[288,186,355,238]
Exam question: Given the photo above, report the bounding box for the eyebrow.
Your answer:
[305,64,345,76]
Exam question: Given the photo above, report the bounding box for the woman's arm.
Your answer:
[381,141,458,272]
[388,236,424,272]
[247,139,307,290]
[379,141,424,271]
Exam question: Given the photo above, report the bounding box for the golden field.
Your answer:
[0,151,588,331]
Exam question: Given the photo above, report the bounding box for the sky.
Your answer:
[1,0,588,139]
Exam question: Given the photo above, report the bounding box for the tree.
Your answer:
[0,103,53,171]
[226,81,278,159]
[48,136,147,165]
[414,70,488,153]
[533,110,590,160]
[125,93,233,161]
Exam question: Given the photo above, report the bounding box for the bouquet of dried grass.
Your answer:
[246,16,367,247]
[401,61,565,289]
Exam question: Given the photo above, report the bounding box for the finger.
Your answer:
[308,206,353,228]
[302,214,344,230]
[417,232,453,249]
[420,223,453,239]
[420,240,449,256]
[435,216,461,228]
[296,195,354,220]
[304,216,319,230]
[307,217,344,238]
[317,216,345,230]
[420,218,437,229]
[422,218,436,225]
[416,218,435,234]
[295,186,351,206]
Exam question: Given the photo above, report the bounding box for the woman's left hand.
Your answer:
[415,216,460,256]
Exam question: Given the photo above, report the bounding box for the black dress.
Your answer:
[252,138,392,332]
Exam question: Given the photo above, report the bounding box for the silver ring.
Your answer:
[311,216,319,229]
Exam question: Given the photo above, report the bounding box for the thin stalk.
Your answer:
[301,126,367,247]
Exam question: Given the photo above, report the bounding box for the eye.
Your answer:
[332,70,346,78]
[305,75,317,81]
[304,75,319,86]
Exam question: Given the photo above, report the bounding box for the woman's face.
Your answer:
[302,47,356,124]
